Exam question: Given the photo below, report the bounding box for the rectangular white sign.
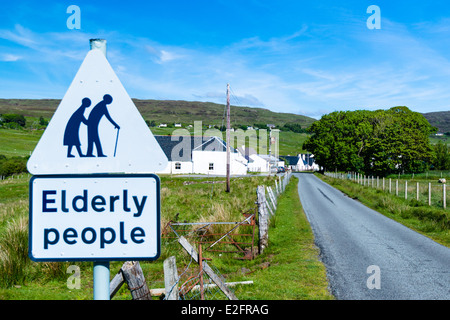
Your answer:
[29,174,160,261]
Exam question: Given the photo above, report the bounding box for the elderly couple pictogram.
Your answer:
[64,94,120,158]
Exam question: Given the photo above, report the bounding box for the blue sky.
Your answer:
[1,1,450,118]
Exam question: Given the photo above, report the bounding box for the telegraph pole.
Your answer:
[226,83,231,192]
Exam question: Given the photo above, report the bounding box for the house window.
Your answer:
[209,163,214,170]
[175,162,181,170]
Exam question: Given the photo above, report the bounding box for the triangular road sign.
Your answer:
[28,48,168,174]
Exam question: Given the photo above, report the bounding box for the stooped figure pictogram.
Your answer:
[63,94,120,158]
[63,97,91,157]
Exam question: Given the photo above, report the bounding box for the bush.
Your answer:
[0,155,28,177]
[0,114,26,127]
[0,217,29,287]
[281,123,305,133]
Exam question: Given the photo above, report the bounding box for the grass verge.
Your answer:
[233,176,333,300]
[318,174,449,247]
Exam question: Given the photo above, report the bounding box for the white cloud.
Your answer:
[144,45,184,64]
[1,54,21,61]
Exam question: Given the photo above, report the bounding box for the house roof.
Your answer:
[259,154,281,162]
[299,154,315,166]
[154,135,236,162]
[279,154,316,166]
[281,156,300,165]
[237,146,258,162]
[155,135,194,161]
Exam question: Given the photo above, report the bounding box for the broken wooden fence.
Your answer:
[162,209,256,260]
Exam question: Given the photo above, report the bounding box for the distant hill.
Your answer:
[0,98,316,129]
[422,111,450,133]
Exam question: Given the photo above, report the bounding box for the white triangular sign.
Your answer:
[27,48,168,174]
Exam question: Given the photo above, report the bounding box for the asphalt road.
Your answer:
[295,173,450,300]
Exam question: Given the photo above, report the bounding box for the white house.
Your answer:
[259,154,285,169]
[297,154,320,171]
[282,156,300,171]
[154,135,193,174]
[154,135,247,175]
[281,154,320,171]
[237,146,270,173]
[192,136,248,175]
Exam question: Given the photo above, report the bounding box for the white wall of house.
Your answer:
[192,150,247,175]
[157,161,193,174]
[247,154,270,173]
[297,154,320,171]
[170,160,193,174]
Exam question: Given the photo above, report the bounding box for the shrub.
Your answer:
[0,217,29,287]
[0,114,26,127]
[0,156,28,177]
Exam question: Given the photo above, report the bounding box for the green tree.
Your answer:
[303,110,371,172]
[303,107,435,176]
[0,156,28,177]
[432,141,450,170]
[281,122,304,133]
[0,114,26,127]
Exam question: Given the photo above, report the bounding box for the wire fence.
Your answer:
[168,253,232,301]
[325,171,449,209]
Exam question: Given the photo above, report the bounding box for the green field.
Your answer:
[0,129,43,157]
[0,126,308,159]
[0,98,316,130]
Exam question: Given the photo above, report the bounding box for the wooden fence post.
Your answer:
[110,268,125,299]
[268,186,277,206]
[429,182,432,206]
[416,182,419,201]
[266,187,276,212]
[164,256,179,300]
[257,186,269,254]
[121,261,152,300]
[405,181,408,200]
[110,261,151,300]
[444,184,447,209]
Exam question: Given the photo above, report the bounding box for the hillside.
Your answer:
[422,111,450,133]
[0,98,316,129]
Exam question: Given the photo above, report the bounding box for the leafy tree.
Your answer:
[432,141,450,170]
[281,123,304,133]
[39,116,48,126]
[303,107,435,176]
[0,156,28,177]
[0,114,26,127]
